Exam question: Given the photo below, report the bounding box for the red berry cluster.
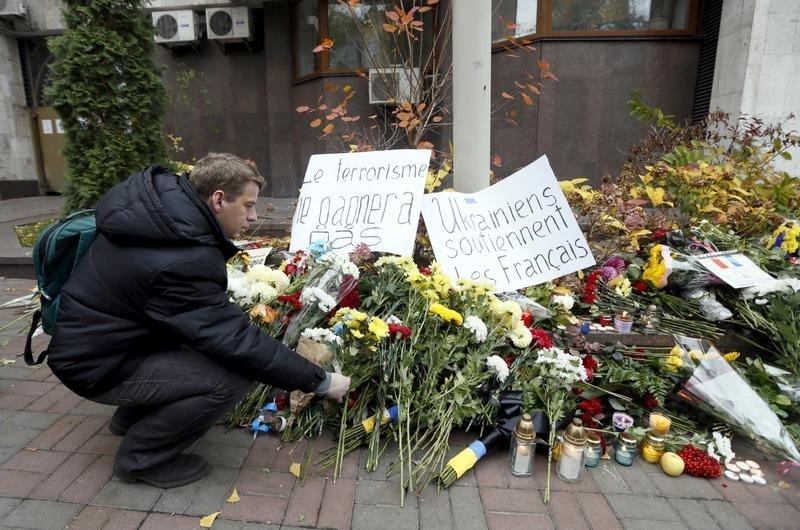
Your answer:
[677,444,722,478]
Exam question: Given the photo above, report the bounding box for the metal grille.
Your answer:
[155,14,178,40]
[692,0,723,123]
[210,11,233,37]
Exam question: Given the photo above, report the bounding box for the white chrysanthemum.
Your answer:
[507,321,532,348]
[491,298,523,325]
[534,347,588,385]
[486,355,509,382]
[249,282,278,303]
[301,327,343,345]
[464,315,488,343]
[707,431,735,464]
[552,294,575,312]
[386,315,403,325]
[741,278,800,299]
[300,287,337,312]
[319,252,360,279]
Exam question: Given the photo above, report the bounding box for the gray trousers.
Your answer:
[93,347,250,474]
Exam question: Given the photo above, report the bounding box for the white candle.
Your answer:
[513,444,532,475]
[557,444,583,481]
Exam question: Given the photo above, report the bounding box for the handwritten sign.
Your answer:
[421,155,595,292]
[290,149,430,255]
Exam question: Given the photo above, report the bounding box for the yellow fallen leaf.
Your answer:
[289,462,301,477]
[199,511,220,528]
[227,488,240,503]
[1,359,16,366]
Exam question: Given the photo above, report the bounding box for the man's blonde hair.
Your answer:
[189,152,265,200]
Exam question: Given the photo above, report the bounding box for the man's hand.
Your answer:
[323,373,351,402]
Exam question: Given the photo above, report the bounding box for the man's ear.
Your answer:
[208,190,226,214]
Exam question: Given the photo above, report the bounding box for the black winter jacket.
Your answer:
[47,166,326,398]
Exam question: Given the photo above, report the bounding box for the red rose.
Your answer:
[643,393,660,410]
[284,263,297,276]
[579,398,603,416]
[521,311,533,327]
[632,280,648,293]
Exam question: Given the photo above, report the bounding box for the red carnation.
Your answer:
[632,280,648,293]
[388,323,412,339]
[579,398,603,417]
[521,311,533,327]
[277,290,303,310]
[418,266,432,276]
[504,354,515,368]
[284,263,298,276]
[530,328,555,349]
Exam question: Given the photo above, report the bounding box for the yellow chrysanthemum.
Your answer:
[368,317,390,339]
[689,349,703,360]
[429,303,464,325]
[664,355,684,373]
[723,351,740,362]
[350,329,364,339]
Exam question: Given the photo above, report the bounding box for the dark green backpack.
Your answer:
[24,210,96,365]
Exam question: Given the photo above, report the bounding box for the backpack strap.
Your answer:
[24,309,49,366]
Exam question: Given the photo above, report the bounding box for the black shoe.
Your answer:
[108,418,128,436]
[113,454,210,488]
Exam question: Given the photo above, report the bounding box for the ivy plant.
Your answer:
[45,0,166,212]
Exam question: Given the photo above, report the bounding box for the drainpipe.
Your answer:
[452,0,491,192]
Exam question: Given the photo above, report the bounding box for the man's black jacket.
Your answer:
[47,166,326,398]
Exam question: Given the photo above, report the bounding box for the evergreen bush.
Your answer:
[45,0,166,212]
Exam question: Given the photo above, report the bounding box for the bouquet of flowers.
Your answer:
[671,335,800,463]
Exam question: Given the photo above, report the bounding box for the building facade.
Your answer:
[0,0,797,199]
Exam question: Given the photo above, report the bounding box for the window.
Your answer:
[489,0,695,44]
[293,0,435,79]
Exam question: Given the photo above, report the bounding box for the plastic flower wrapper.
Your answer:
[282,247,360,348]
[671,335,800,463]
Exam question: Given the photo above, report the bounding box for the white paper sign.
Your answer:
[421,155,595,292]
[55,119,64,134]
[290,149,430,255]
[693,251,773,289]
[246,247,273,266]
[42,120,53,135]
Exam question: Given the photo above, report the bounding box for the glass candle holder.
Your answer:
[556,418,587,483]
[612,412,634,432]
[640,430,666,464]
[614,310,634,333]
[614,432,637,466]
[508,414,536,476]
[584,432,602,468]
[648,412,672,435]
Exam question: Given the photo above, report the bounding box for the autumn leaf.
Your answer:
[383,23,397,32]
[295,105,310,113]
[537,58,550,71]
[227,488,240,503]
[199,512,220,528]
[644,186,673,207]
[289,463,302,477]
[432,115,443,123]
[491,154,503,168]
[309,118,322,128]
[500,92,514,100]
[322,123,335,136]
[343,85,352,93]
[520,92,533,106]
[385,10,400,21]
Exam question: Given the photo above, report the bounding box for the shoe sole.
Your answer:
[113,462,210,489]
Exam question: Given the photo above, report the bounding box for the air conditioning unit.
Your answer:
[0,0,27,18]
[368,67,421,105]
[206,7,252,41]
[152,10,201,45]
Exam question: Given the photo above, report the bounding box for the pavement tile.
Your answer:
[69,506,147,530]
[473,451,508,488]
[450,485,488,530]
[140,512,203,529]
[419,483,452,530]
[1,448,69,474]
[0,409,14,423]
[620,520,688,530]
[351,503,419,530]
[194,441,250,468]
[0,498,21,520]
[29,452,96,500]
[0,392,37,409]
[613,462,660,495]
[235,469,295,497]
[356,479,416,507]
[220,493,288,524]
[711,476,790,504]
[587,460,633,493]
[735,500,800,529]
[317,477,356,530]
[305,432,358,480]
[0,499,82,530]
[203,424,256,448]
[90,479,164,511]
[53,416,108,452]
[154,464,238,516]
[485,512,553,530]
[666,498,721,530]
[26,415,83,450]
[358,441,400,482]
[648,473,722,499]
[534,464,598,493]
[25,385,74,413]
[60,454,114,503]
[700,500,754,530]
[270,439,308,477]
[213,521,280,530]
[479,486,546,514]
[575,491,623,530]
[242,434,282,470]
[68,400,115,417]
[46,391,83,414]
[0,365,42,381]
[0,447,14,466]
[605,494,682,522]
[284,476,325,527]
[0,469,45,497]
[0,380,56,397]
[77,433,121,455]
[4,411,60,430]
[0,424,41,448]
[546,491,590,530]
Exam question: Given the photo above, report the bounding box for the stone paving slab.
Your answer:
[2,275,800,530]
